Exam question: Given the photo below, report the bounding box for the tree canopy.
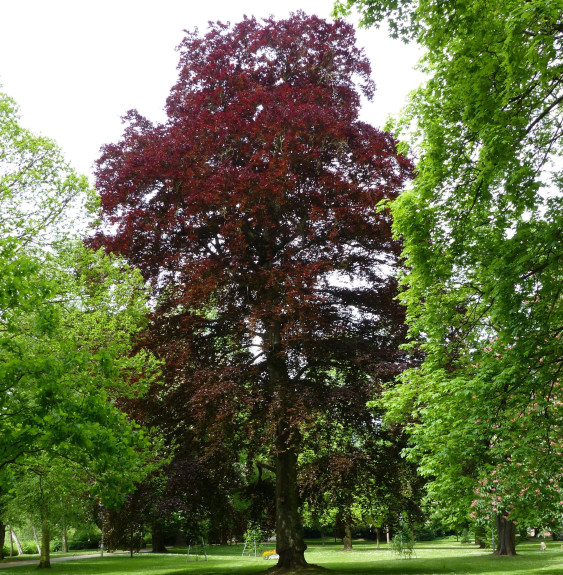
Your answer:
[334,0,563,555]
[0,90,158,566]
[92,12,412,571]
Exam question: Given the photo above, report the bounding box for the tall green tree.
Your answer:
[334,0,563,555]
[0,241,157,567]
[0,90,158,567]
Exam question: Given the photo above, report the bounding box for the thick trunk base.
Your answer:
[274,426,309,572]
[267,561,326,574]
[495,515,516,556]
[38,520,50,569]
[268,552,310,572]
[342,524,353,551]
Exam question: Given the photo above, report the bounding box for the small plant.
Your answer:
[392,526,415,559]
[244,522,262,544]
[242,522,263,557]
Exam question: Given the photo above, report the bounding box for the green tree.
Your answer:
[0,91,95,246]
[0,90,159,567]
[3,459,96,564]
[0,242,158,567]
[334,0,563,556]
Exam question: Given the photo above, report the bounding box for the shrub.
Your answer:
[262,549,278,560]
[68,524,101,550]
[460,529,471,544]
[415,527,436,541]
[20,540,39,555]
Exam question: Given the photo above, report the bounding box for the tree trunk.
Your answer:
[38,476,50,569]
[32,525,41,554]
[495,515,516,556]
[11,528,23,555]
[151,519,168,553]
[61,523,68,553]
[264,319,309,572]
[272,426,308,571]
[0,521,5,559]
[220,528,228,546]
[38,519,50,568]
[320,527,326,546]
[376,527,380,549]
[342,523,353,551]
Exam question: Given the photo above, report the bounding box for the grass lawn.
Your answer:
[0,537,562,574]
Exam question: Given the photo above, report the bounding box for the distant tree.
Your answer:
[92,12,412,571]
[299,418,423,551]
[3,459,93,566]
[334,0,563,556]
[0,242,156,568]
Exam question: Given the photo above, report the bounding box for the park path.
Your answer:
[0,550,139,569]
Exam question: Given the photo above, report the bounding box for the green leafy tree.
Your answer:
[0,90,159,567]
[334,0,563,556]
[0,91,95,246]
[2,458,96,565]
[0,242,158,568]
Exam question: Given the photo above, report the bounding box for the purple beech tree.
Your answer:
[92,12,412,571]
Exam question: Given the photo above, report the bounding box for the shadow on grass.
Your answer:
[316,553,563,575]
[2,543,562,575]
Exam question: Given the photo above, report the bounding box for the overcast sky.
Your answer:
[0,0,423,181]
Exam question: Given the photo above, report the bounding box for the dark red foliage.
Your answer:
[92,12,412,570]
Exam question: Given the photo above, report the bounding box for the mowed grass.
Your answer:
[1,538,562,574]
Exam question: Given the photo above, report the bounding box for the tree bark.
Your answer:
[32,525,41,554]
[265,320,309,572]
[375,527,380,549]
[342,523,353,551]
[151,519,168,553]
[0,521,5,559]
[61,523,68,553]
[37,476,51,568]
[495,515,516,556]
[11,528,23,555]
[39,519,50,568]
[271,423,308,571]
[220,528,228,546]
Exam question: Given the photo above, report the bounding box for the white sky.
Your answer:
[0,0,423,181]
